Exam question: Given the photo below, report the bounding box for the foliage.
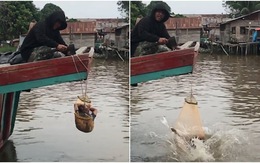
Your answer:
[0,1,68,41]
[117,1,129,22]
[130,1,147,29]
[0,44,16,53]
[67,18,79,22]
[173,14,186,18]
[0,1,39,40]
[39,3,63,20]
[223,1,260,18]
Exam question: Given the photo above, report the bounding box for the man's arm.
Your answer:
[161,24,171,39]
[56,31,67,46]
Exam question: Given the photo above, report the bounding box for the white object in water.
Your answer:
[88,47,94,58]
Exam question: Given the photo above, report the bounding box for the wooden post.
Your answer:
[246,22,251,55]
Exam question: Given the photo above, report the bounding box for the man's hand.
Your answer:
[158,38,168,45]
[56,44,67,52]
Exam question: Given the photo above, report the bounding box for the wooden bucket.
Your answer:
[74,95,94,133]
[74,111,94,133]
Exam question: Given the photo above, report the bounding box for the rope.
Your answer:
[75,54,91,97]
[71,55,84,96]
[71,54,92,101]
[75,55,90,72]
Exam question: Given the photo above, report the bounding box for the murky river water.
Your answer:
[131,53,260,162]
[0,59,129,162]
[1,53,260,162]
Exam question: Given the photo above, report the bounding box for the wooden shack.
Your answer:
[60,21,96,48]
[115,24,129,49]
[165,17,202,44]
[220,10,260,44]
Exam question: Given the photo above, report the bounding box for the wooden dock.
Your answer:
[214,42,259,55]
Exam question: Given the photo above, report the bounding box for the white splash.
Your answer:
[160,116,170,129]
[160,117,248,162]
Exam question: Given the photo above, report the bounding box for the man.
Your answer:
[20,10,68,62]
[131,2,177,57]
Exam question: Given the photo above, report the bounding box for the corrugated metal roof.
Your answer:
[221,9,260,24]
[165,17,202,29]
[61,21,96,34]
[61,18,128,34]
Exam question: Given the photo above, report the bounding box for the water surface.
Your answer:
[1,59,129,162]
[131,53,260,162]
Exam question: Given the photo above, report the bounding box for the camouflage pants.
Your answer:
[135,41,171,56]
[28,46,65,62]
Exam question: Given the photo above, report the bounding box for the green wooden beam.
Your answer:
[0,72,87,94]
[131,66,192,84]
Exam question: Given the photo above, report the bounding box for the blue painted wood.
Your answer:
[0,72,87,94]
[131,66,193,84]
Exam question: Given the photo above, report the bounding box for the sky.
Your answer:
[33,1,123,19]
[159,1,227,15]
[33,1,227,19]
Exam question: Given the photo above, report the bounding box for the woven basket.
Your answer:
[74,111,94,133]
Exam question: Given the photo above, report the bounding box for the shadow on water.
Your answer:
[0,141,17,162]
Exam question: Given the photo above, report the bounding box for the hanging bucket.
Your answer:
[74,95,94,133]
[173,94,205,140]
[74,111,94,133]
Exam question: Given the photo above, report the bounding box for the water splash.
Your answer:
[161,117,249,162]
[160,116,170,129]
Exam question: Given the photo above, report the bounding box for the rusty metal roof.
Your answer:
[61,21,96,34]
[221,9,260,25]
[165,17,202,29]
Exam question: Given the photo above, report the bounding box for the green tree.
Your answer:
[117,1,129,21]
[224,1,260,18]
[67,18,79,22]
[130,1,147,29]
[173,14,186,18]
[0,1,39,40]
[39,3,62,20]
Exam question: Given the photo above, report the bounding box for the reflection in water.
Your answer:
[7,59,129,162]
[131,54,260,161]
[0,140,17,162]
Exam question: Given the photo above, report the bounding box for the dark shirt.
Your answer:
[131,3,171,56]
[20,11,67,61]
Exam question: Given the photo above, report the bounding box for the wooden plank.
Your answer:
[2,93,13,140]
[131,48,194,63]
[131,53,193,76]
[0,54,90,85]
[131,66,193,84]
[10,91,20,135]
[0,72,87,94]
[179,41,194,49]
[131,49,194,76]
